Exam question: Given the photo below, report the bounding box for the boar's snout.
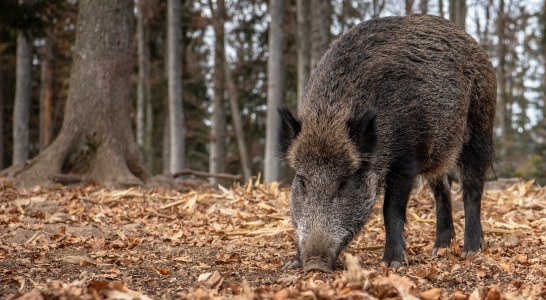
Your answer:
[300,229,344,273]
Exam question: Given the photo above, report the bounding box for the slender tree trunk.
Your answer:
[310,0,331,71]
[209,0,226,185]
[438,0,444,17]
[8,0,146,188]
[449,0,466,29]
[0,61,4,169]
[136,0,149,163]
[296,0,310,112]
[405,0,414,15]
[420,0,428,14]
[372,0,385,18]
[497,0,509,157]
[167,0,185,173]
[264,0,285,182]
[39,28,54,151]
[163,113,170,174]
[224,59,251,180]
[542,0,546,124]
[13,29,32,165]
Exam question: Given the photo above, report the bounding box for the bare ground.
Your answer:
[0,178,544,299]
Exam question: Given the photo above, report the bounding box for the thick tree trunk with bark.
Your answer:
[167,0,185,174]
[310,0,331,71]
[264,0,285,182]
[39,29,54,151]
[6,0,146,188]
[209,0,227,185]
[296,0,310,111]
[449,0,466,29]
[13,30,32,165]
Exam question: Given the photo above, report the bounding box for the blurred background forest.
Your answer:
[0,0,545,186]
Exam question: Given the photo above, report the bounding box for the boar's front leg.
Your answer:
[382,159,416,268]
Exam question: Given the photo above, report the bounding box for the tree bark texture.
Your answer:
[264,0,285,182]
[13,30,32,165]
[10,0,146,188]
[296,0,311,112]
[310,0,331,71]
[39,28,54,151]
[209,0,227,185]
[449,0,466,29]
[167,0,185,173]
[224,58,251,180]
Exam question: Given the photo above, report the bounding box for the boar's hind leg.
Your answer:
[430,174,455,256]
[457,134,491,259]
[382,162,416,268]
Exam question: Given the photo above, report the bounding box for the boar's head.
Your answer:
[278,107,379,272]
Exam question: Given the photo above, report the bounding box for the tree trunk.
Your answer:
[419,0,428,14]
[543,0,546,124]
[405,0,414,15]
[224,58,251,180]
[0,60,4,169]
[264,0,285,182]
[13,30,32,165]
[209,0,227,185]
[39,28,54,151]
[497,0,509,157]
[8,0,146,188]
[449,0,466,29]
[372,0,385,18]
[310,0,331,71]
[167,0,185,173]
[438,0,444,17]
[136,0,150,163]
[296,0,310,112]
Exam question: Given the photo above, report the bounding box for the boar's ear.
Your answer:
[347,109,377,160]
[278,107,301,156]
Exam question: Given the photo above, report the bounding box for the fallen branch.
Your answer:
[49,173,85,185]
[173,169,242,181]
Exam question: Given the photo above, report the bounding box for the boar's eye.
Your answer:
[297,175,307,190]
[338,179,348,193]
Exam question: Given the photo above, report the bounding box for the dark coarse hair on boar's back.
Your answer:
[278,14,496,273]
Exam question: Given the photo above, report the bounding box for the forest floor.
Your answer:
[0,177,544,300]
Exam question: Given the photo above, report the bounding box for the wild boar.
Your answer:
[278,14,496,272]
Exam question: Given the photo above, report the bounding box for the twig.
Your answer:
[173,169,242,181]
[159,198,186,210]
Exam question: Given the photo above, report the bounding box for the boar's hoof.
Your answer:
[461,250,478,260]
[461,237,486,260]
[383,250,409,269]
[281,255,302,270]
[432,247,448,257]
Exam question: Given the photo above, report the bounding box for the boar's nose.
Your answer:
[300,230,338,273]
[304,257,334,273]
